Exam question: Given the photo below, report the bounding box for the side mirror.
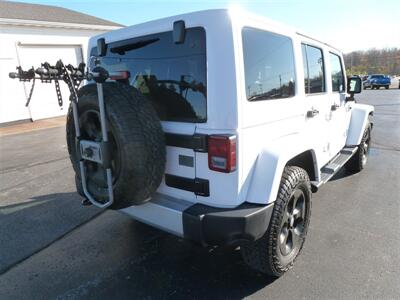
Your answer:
[97,38,107,57]
[347,76,362,94]
[346,76,362,101]
[173,20,186,44]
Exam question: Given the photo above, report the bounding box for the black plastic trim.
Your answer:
[165,174,209,197]
[165,133,208,152]
[183,202,274,246]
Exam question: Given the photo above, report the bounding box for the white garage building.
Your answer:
[0,1,122,124]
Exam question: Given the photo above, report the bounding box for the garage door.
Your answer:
[18,45,83,121]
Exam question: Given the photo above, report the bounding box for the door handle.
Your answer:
[307,109,319,118]
[331,104,340,111]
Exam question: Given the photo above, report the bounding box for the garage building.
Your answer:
[0,1,122,124]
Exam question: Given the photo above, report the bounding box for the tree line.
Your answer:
[343,48,400,76]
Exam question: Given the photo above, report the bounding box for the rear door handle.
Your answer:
[307,109,319,118]
[331,104,340,111]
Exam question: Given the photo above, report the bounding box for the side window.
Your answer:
[242,27,296,101]
[302,44,325,94]
[330,53,344,92]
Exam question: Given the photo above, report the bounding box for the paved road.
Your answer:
[0,125,101,274]
[0,89,399,299]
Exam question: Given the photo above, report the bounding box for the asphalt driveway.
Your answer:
[0,89,399,299]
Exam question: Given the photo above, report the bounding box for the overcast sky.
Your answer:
[15,0,400,53]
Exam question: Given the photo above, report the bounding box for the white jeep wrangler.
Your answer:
[66,9,373,276]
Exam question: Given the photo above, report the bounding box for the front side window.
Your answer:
[242,27,296,101]
[90,27,207,123]
[330,53,344,92]
[302,44,325,94]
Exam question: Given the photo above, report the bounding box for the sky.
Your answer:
[13,0,400,53]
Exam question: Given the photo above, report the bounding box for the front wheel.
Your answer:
[345,119,372,173]
[241,166,312,277]
[385,85,389,89]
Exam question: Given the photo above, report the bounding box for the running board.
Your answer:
[311,146,358,191]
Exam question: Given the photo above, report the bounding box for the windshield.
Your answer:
[90,27,207,123]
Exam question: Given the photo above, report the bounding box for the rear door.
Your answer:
[301,43,332,166]
[18,44,83,120]
[97,27,207,202]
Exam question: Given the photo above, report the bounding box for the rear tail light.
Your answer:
[208,135,237,173]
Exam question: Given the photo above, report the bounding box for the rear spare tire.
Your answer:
[66,83,166,209]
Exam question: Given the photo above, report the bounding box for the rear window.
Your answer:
[90,27,207,123]
[371,75,384,79]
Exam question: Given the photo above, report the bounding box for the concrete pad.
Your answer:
[0,116,66,137]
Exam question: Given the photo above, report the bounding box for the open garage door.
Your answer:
[18,44,83,121]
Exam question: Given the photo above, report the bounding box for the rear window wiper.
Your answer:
[110,38,160,55]
[248,93,285,101]
[248,94,269,101]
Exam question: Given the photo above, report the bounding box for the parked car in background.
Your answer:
[363,74,391,89]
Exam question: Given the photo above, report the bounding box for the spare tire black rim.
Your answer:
[279,189,306,257]
[80,109,121,189]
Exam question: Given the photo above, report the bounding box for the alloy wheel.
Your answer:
[279,189,306,257]
[361,128,371,167]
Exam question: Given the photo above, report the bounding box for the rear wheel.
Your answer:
[385,85,389,89]
[241,166,312,277]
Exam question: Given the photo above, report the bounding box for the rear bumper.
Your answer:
[121,193,274,246]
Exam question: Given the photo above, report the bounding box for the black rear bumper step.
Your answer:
[183,202,274,246]
[165,174,209,197]
[165,133,208,152]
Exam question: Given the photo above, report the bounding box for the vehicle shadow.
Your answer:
[0,192,100,275]
[84,217,278,299]
[1,192,276,298]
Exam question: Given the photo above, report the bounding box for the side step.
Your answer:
[311,146,358,191]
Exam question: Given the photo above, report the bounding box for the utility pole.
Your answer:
[350,53,353,75]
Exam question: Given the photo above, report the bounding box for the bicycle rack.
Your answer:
[8,38,124,209]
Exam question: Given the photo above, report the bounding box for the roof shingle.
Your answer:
[0,1,123,27]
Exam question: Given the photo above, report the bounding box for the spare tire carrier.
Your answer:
[76,64,115,208]
[9,38,165,209]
